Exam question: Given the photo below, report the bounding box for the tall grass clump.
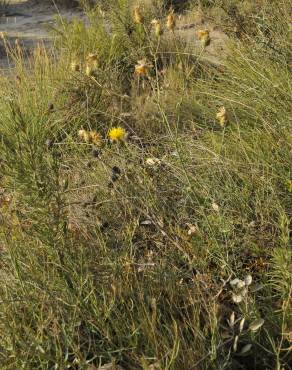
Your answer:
[0,0,291,369]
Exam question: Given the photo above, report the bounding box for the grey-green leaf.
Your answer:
[249,318,264,332]
[239,343,252,355]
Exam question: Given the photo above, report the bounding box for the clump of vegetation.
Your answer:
[0,0,291,369]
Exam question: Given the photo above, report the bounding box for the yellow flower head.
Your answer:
[166,9,176,31]
[197,29,210,47]
[108,127,126,142]
[216,106,227,127]
[133,6,143,24]
[151,19,163,37]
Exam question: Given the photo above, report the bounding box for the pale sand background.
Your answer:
[0,1,228,71]
[0,0,84,70]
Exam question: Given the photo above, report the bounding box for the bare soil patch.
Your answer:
[0,0,84,70]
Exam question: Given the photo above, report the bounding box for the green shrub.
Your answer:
[0,1,291,369]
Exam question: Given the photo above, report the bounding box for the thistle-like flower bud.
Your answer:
[133,6,143,24]
[71,61,80,72]
[166,9,176,31]
[216,106,228,127]
[151,19,163,37]
[197,29,211,47]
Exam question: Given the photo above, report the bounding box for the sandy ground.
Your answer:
[0,0,84,71]
[0,1,228,72]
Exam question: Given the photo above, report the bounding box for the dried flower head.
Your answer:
[151,19,163,37]
[187,224,197,236]
[232,293,243,303]
[230,278,240,286]
[16,75,21,85]
[212,202,220,212]
[286,179,292,192]
[78,129,90,143]
[135,59,152,76]
[166,9,176,31]
[78,130,102,145]
[197,29,210,47]
[146,157,161,166]
[0,193,12,208]
[89,131,102,145]
[236,280,245,289]
[71,61,80,72]
[216,106,228,127]
[85,64,95,77]
[108,127,126,142]
[133,6,143,24]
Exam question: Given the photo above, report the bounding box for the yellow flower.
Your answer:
[133,6,143,24]
[216,106,228,127]
[71,61,80,72]
[166,10,176,31]
[108,127,126,142]
[151,19,163,37]
[197,29,210,47]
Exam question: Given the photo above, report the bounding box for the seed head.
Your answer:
[89,130,102,145]
[79,130,102,145]
[216,106,228,127]
[86,53,98,68]
[71,61,80,72]
[166,10,176,31]
[78,129,90,143]
[85,64,94,77]
[133,6,143,24]
[135,59,152,76]
[151,19,163,37]
[197,29,210,47]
